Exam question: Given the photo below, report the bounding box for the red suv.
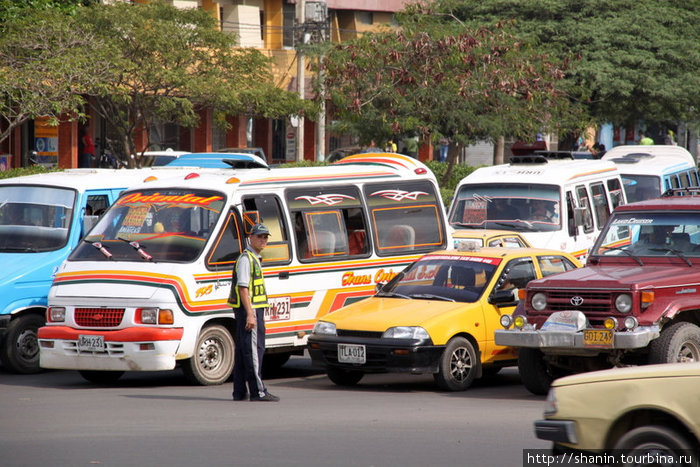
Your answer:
[496,189,700,394]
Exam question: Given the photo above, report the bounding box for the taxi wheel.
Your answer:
[517,348,554,396]
[182,324,234,386]
[613,425,696,466]
[649,322,700,364]
[327,367,364,386]
[435,337,478,391]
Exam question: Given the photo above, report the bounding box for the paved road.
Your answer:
[0,356,550,467]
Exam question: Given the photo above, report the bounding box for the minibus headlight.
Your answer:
[48,306,65,323]
[615,294,632,313]
[312,321,337,336]
[138,308,159,324]
[531,293,547,311]
[382,326,429,339]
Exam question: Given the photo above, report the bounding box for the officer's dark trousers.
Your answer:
[232,307,267,399]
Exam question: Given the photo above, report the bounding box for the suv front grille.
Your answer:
[546,291,612,313]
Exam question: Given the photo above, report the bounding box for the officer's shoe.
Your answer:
[251,392,280,402]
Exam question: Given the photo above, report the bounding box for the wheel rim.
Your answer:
[449,346,473,383]
[16,328,39,363]
[677,340,700,362]
[198,335,224,371]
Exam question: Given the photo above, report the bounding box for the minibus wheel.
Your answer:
[183,324,234,385]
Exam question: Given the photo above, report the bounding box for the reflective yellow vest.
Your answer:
[227,249,268,308]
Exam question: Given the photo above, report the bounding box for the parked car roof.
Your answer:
[165,152,269,169]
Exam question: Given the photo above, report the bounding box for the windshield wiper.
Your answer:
[649,248,692,267]
[376,291,411,299]
[600,245,643,266]
[118,237,153,261]
[83,239,113,260]
[410,293,456,302]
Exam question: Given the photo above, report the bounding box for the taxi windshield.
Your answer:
[450,183,560,232]
[69,188,225,263]
[379,255,499,303]
[593,212,700,259]
[0,185,75,252]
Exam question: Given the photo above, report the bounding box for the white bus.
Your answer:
[601,145,699,202]
[38,154,450,385]
[447,155,626,260]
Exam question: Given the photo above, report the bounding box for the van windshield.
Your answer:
[70,189,225,263]
[450,183,560,232]
[379,255,499,303]
[621,175,661,203]
[0,185,75,252]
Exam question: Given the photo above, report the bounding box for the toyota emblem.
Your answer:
[570,296,584,306]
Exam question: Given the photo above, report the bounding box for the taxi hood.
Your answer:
[320,296,468,333]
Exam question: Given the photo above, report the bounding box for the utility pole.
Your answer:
[295,1,329,162]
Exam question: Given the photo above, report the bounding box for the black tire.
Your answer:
[79,370,124,384]
[649,322,700,364]
[434,336,479,391]
[326,367,364,386]
[182,324,234,385]
[0,314,44,374]
[614,425,698,467]
[518,348,555,395]
[262,352,291,377]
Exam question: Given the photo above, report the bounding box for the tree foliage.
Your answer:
[402,0,700,126]
[0,7,114,144]
[77,1,309,167]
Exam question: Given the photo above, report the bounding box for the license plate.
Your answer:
[78,335,105,352]
[338,343,366,364]
[583,329,613,348]
[265,296,291,322]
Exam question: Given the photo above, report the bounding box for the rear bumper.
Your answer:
[38,325,183,371]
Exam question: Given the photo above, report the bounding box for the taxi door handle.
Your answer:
[278,271,289,279]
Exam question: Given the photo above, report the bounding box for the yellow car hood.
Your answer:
[322,296,469,333]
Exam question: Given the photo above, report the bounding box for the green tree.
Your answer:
[78,1,309,167]
[0,7,114,145]
[316,20,582,179]
[403,0,700,127]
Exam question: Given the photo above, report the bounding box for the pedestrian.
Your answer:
[438,136,449,162]
[639,133,654,145]
[664,130,676,145]
[403,135,418,159]
[385,139,397,153]
[228,223,279,402]
[78,127,95,168]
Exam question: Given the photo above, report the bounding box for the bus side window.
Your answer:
[575,185,594,234]
[590,182,610,231]
[606,178,624,209]
[242,195,290,265]
[206,211,243,269]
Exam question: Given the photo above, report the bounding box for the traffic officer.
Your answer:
[228,223,279,402]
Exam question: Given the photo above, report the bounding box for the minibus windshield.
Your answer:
[0,185,75,252]
[70,189,225,263]
[450,183,560,232]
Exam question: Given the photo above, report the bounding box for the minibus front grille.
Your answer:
[75,308,125,327]
[337,330,383,339]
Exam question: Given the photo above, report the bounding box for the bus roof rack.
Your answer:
[509,155,550,164]
[532,151,576,160]
[661,188,700,197]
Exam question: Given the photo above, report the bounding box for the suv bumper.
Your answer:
[494,326,660,350]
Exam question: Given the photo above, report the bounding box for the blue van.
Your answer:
[0,168,180,373]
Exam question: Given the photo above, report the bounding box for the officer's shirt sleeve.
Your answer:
[236,253,251,288]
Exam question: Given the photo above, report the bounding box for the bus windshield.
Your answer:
[450,183,561,232]
[621,175,661,203]
[70,189,225,263]
[0,185,75,252]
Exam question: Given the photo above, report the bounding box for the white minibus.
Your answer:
[38,154,450,385]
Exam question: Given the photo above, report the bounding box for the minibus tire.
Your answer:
[79,370,124,384]
[0,314,44,374]
[182,324,234,386]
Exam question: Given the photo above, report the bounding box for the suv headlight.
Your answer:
[382,326,430,339]
[615,294,632,313]
[312,321,337,336]
[531,292,547,311]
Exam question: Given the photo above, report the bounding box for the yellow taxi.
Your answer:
[308,245,581,391]
[452,229,532,248]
